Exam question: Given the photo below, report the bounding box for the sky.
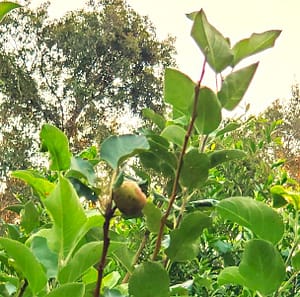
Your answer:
[29,0,300,114]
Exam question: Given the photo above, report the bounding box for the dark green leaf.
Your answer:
[68,157,97,186]
[216,197,284,244]
[232,30,282,66]
[166,212,212,262]
[180,149,210,189]
[100,134,149,169]
[218,266,247,287]
[31,236,58,279]
[68,177,98,202]
[40,124,71,171]
[129,262,169,297]
[0,2,21,22]
[20,201,39,234]
[195,87,222,134]
[218,63,258,110]
[271,185,300,210]
[164,68,195,116]
[191,9,233,72]
[0,238,47,294]
[239,239,285,295]
[208,150,246,168]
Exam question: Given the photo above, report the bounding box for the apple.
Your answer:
[113,180,147,218]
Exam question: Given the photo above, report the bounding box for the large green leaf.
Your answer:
[161,125,187,147]
[58,241,103,284]
[218,63,258,110]
[100,134,149,169]
[12,170,54,199]
[232,30,282,66]
[166,212,212,262]
[239,239,285,295]
[195,87,222,134]
[191,9,233,73]
[218,266,247,287]
[43,176,102,260]
[164,68,195,116]
[45,283,85,297]
[40,124,71,171]
[31,236,58,279]
[216,197,284,244]
[0,238,47,294]
[128,262,169,297]
[219,240,285,295]
[180,149,210,189]
[0,2,21,22]
[208,149,246,168]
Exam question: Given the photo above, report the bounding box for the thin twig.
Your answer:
[151,59,207,261]
[122,229,150,283]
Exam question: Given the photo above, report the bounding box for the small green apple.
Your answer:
[113,180,147,218]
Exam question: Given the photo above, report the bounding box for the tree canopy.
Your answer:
[0,0,175,179]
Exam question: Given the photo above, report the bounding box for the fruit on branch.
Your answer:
[113,180,147,218]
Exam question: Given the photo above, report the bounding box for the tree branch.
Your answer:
[151,59,207,261]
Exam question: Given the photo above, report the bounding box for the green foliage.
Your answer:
[2,4,295,297]
[0,1,20,22]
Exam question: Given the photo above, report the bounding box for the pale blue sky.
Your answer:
[30,0,300,114]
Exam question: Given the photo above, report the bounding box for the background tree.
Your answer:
[0,3,175,167]
[263,84,300,182]
[0,0,175,213]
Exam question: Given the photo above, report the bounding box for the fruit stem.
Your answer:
[151,59,207,261]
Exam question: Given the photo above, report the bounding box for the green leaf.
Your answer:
[164,68,195,116]
[43,176,102,260]
[191,9,233,73]
[208,150,246,168]
[0,2,21,22]
[140,136,177,177]
[180,149,210,189]
[12,170,54,200]
[216,197,284,244]
[110,243,135,274]
[0,238,47,294]
[218,266,247,287]
[166,212,212,262]
[45,283,84,297]
[20,201,39,234]
[239,239,285,295]
[100,134,149,169]
[215,122,241,138]
[40,124,71,171]
[271,185,300,210]
[195,87,222,134]
[102,271,121,290]
[58,241,103,283]
[218,63,258,110]
[31,236,58,279]
[142,201,162,234]
[161,125,187,147]
[68,157,97,186]
[68,177,98,202]
[292,251,300,271]
[128,262,169,297]
[232,30,282,66]
[142,108,166,130]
